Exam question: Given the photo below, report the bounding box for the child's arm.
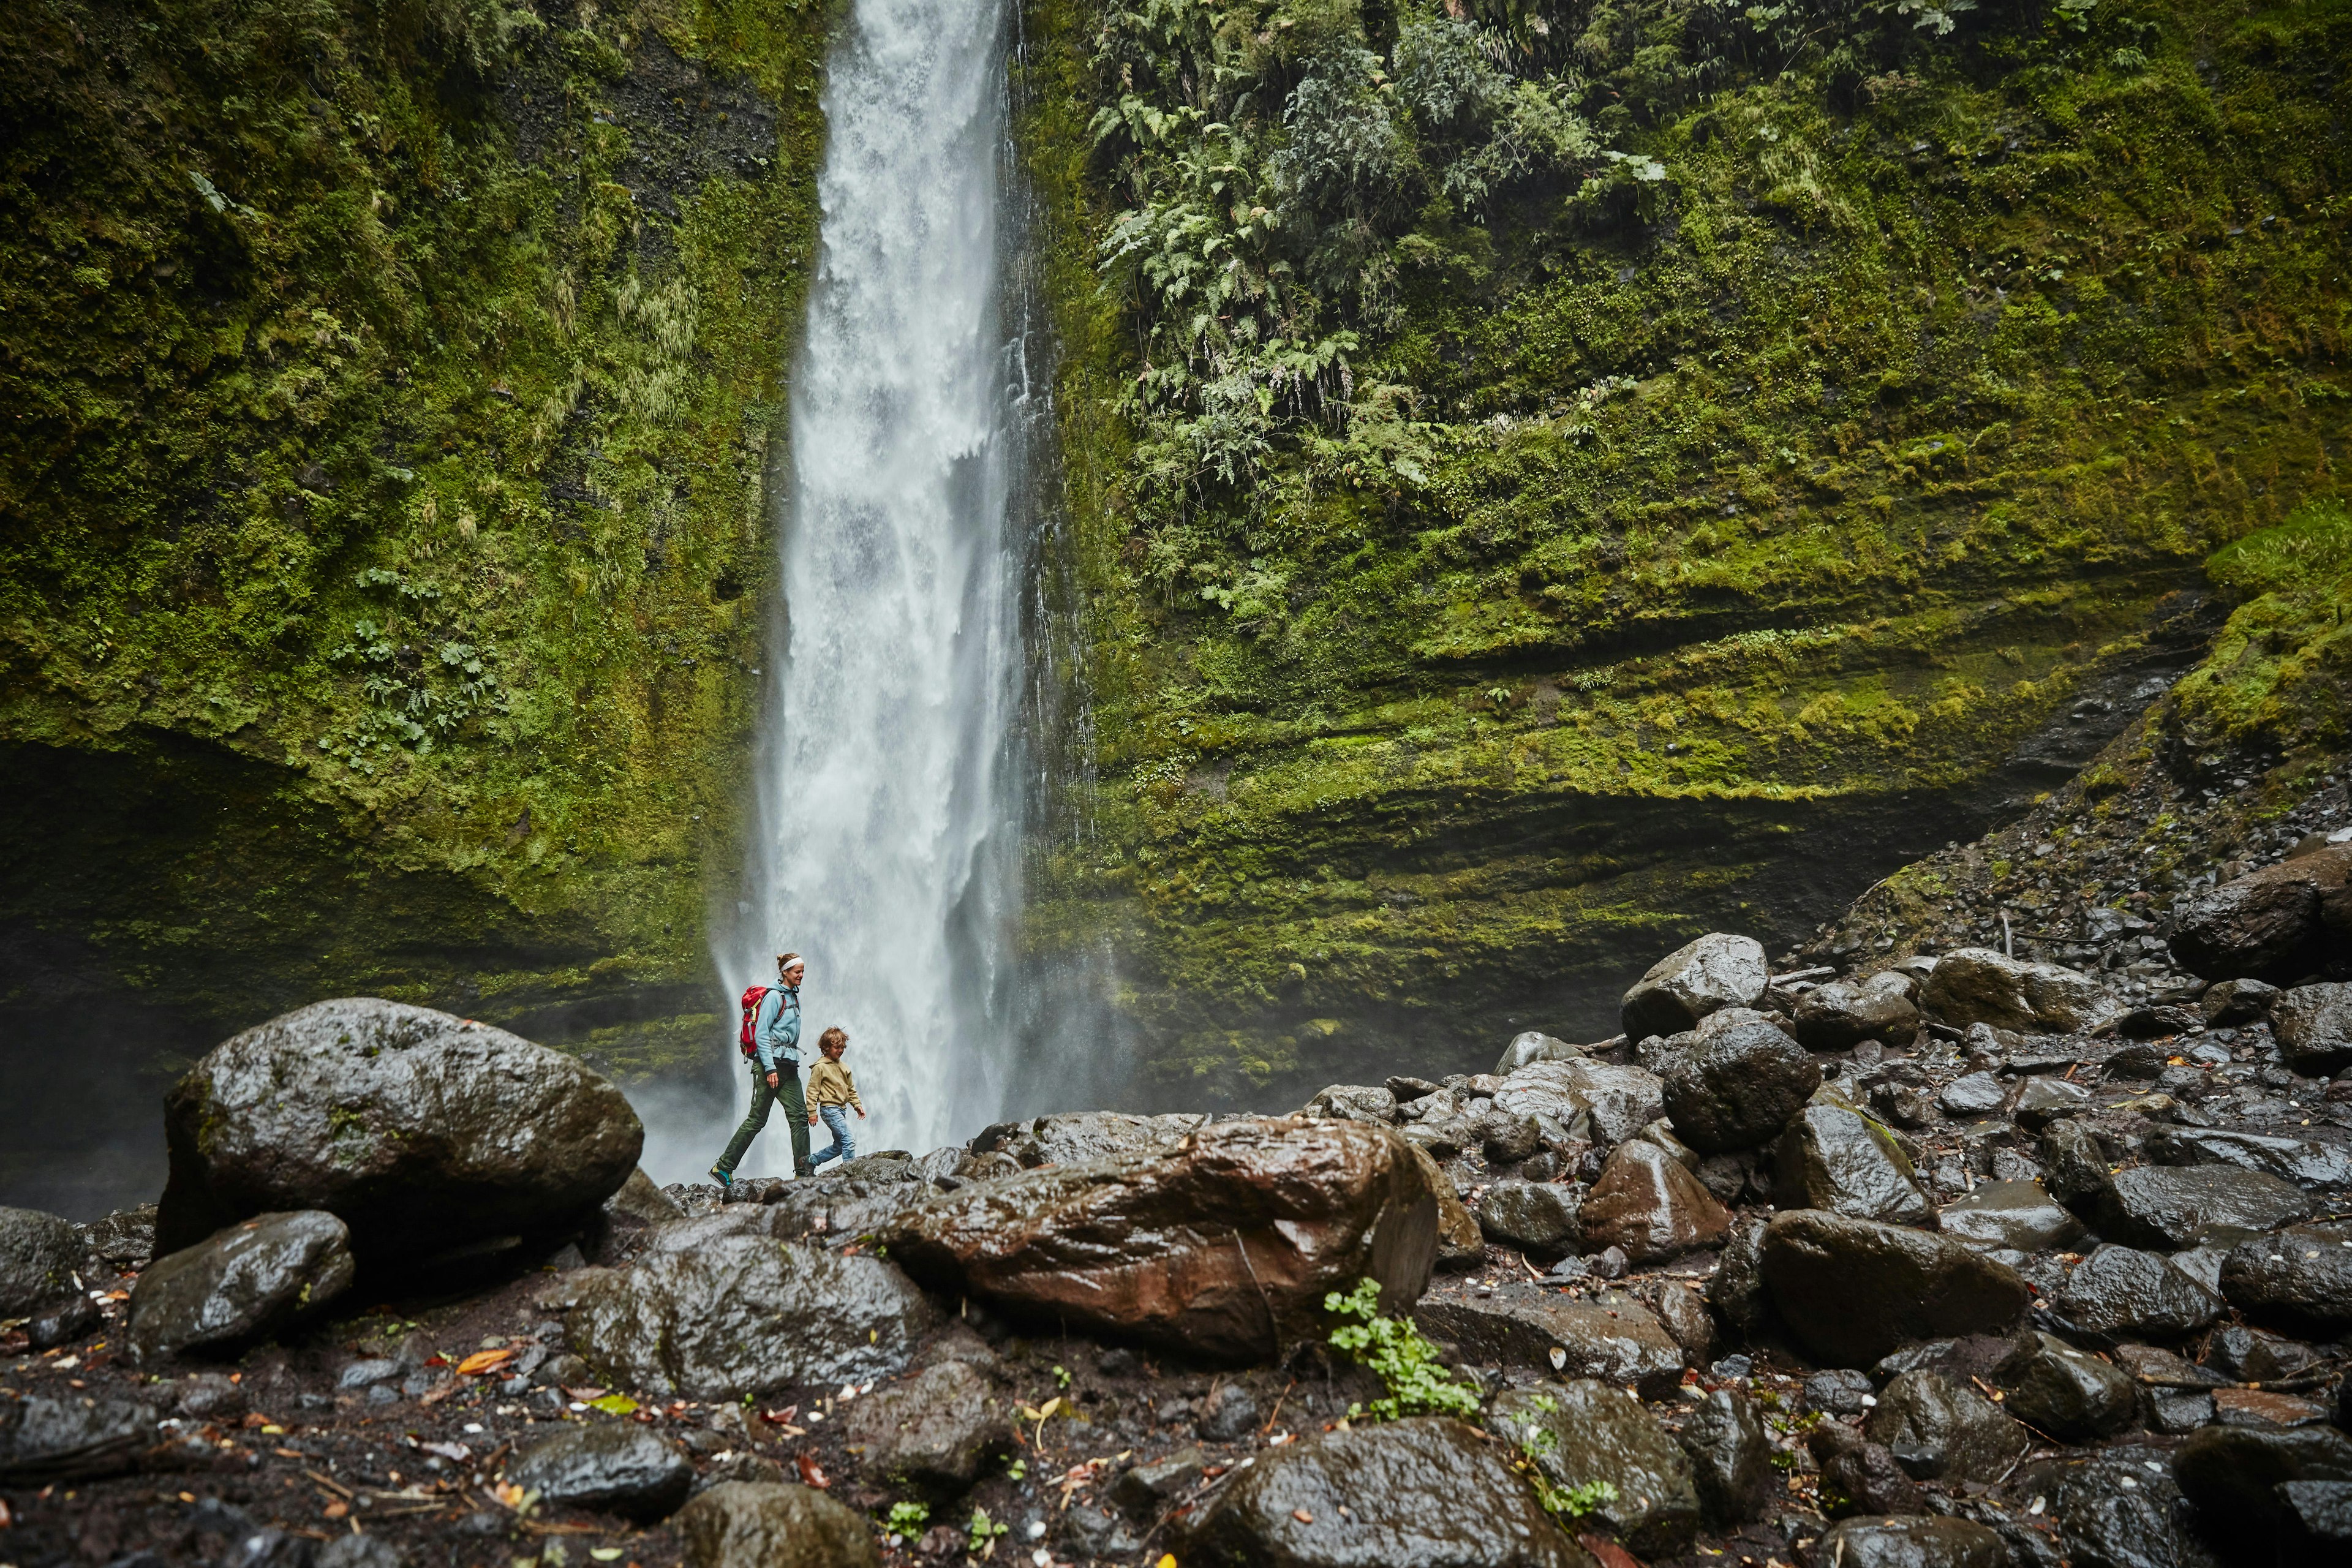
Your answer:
[848,1068,865,1116]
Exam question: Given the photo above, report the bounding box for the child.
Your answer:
[805,1025,865,1169]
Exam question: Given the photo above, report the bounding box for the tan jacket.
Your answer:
[807,1057,862,1111]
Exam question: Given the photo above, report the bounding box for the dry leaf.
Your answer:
[795,1453,831,1490]
[454,1349,516,1378]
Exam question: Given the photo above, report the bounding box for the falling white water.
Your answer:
[717,0,1021,1167]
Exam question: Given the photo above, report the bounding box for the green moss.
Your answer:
[1019,0,2352,1100]
[0,0,836,1068]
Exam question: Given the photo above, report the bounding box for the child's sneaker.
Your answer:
[708,1164,732,1188]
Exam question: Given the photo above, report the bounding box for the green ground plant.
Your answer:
[1323,1276,1482,1419]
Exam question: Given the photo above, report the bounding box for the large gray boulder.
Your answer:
[0,1205,82,1317]
[1760,1212,2027,1366]
[1476,1181,1583,1257]
[1999,1332,2136,1441]
[1662,1022,1819,1153]
[1936,1181,2085,1253]
[840,1360,1012,1494]
[1675,1387,1772,1525]
[505,1422,692,1521]
[675,1480,882,1568]
[1919,948,2120,1035]
[155,998,643,1264]
[1771,1106,1931,1226]
[128,1210,355,1362]
[0,1393,158,1483]
[2145,1125,2352,1194]
[1487,1381,1699,1556]
[1493,1058,1666,1146]
[2270,982,2352,1076]
[881,1118,1437,1361]
[1622,934,1769,1042]
[568,1207,938,1399]
[2174,1425,2352,1564]
[1180,1417,1593,1568]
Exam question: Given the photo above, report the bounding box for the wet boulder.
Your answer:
[759,1175,932,1243]
[1494,1058,1665,1147]
[1477,1180,1583,1257]
[1662,1022,1819,1153]
[568,1207,938,1398]
[1622,933,1770,1042]
[2208,1324,2321,1384]
[0,1205,83,1318]
[505,1423,692,1521]
[1405,1144,1485,1270]
[1807,1423,1924,1517]
[1179,1416,1592,1568]
[128,1210,355,1362]
[1708,1219,1770,1340]
[2174,1424,2352,1563]
[1415,1283,1684,1397]
[2145,1125,2352,1194]
[2000,1331,2136,1441]
[605,1168,687,1226]
[1936,1181,2085,1253]
[2269,982,2352,1076]
[1920,948,2120,1035]
[1937,1072,2008,1118]
[1301,1085,1398,1125]
[881,1117,1436,1361]
[0,1392,158,1483]
[1578,1140,1730,1262]
[2012,1447,2214,1568]
[2168,845,2352,985]
[1675,1386,1771,1526]
[2278,1481,2352,1559]
[1495,1032,1583,1076]
[2203,977,2282,1025]
[842,1360,1011,1494]
[2095,1164,2310,1251]
[2014,1074,2091,1129]
[2218,1222,2352,1336]
[1760,1212,2028,1366]
[1813,1516,2009,1568]
[1793,974,1920,1051]
[154,998,644,1264]
[1488,1381,1699,1557]
[2056,1245,2225,1341]
[2041,1120,2116,1212]
[982,1110,1208,1167]
[1864,1370,2029,1483]
[675,1480,883,1568]
[1770,1105,1931,1226]
[80,1204,159,1268]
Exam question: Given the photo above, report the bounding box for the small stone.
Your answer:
[1999,1332,2136,1441]
[1195,1382,1261,1444]
[128,1210,356,1362]
[2013,1075,2091,1129]
[0,1206,83,1319]
[1111,1446,1205,1521]
[1649,1280,1716,1363]
[1622,933,1770,1042]
[2056,1245,2225,1340]
[2271,983,2352,1075]
[1476,1181,1583,1258]
[1771,1106,1932,1226]
[2207,1323,2321,1384]
[507,1422,693,1521]
[338,1358,402,1390]
[1936,1182,2085,1253]
[1662,1022,1820,1153]
[1920,948,2121,1035]
[2217,1222,2352,1336]
[1414,1284,1684,1397]
[842,1360,1011,1493]
[1805,1368,1875,1416]
[1863,1370,2029,1483]
[1811,1515,2008,1567]
[1577,1142,1730,1264]
[1675,1386,1771,1525]
[2039,1120,2113,1210]
[2213,1387,2331,1428]
[0,1393,158,1484]
[675,1480,883,1568]
[1809,1426,1923,1518]
[2203,978,2282,1026]
[1707,1219,1770,1341]
[1491,1034,1581,1076]
[1302,1085,1400,1125]
[1937,1072,2007,1118]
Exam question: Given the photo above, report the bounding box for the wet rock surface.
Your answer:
[128,1210,356,1362]
[1863,1370,2029,1483]
[0,1205,83,1319]
[1577,1140,1730,1262]
[0,1393,157,1483]
[2271,981,2352,1074]
[1489,1381,1698,1555]
[1771,1105,1932,1225]
[840,1359,1010,1493]
[1920,948,2122,1035]
[2000,1331,2136,1440]
[507,1422,692,1520]
[1622,933,1769,1042]
[1673,1385,1771,1525]
[883,1117,1437,1360]
[1662,1023,1820,1153]
[2217,1221,2352,1335]
[1415,1280,1685,1396]
[1180,1417,1593,1568]
[1760,1212,2028,1365]
[1793,974,1921,1051]
[2094,1163,2311,1250]
[2174,1424,2352,1561]
[675,1480,882,1568]
[2054,1244,2226,1340]
[1814,1514,2010,1568]
[1936,1181,2084,1251]
[155,998,644,1265]
[1477,1179,1584,1256]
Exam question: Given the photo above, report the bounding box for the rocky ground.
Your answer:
[7,776,2352,1567]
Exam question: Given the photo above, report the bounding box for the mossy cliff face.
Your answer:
[1014,0,2352,1106]
[0,0,833,1207]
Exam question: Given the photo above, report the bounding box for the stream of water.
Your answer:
[709,0,1025,1168]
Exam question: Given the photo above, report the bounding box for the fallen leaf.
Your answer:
[795,1453,831,1489]
[560,1385,609,1402]
[454,1349,516,1378]
[590,1552,624,1563]
[417,1441,472,1464]
[1292,1508,1315,1523]
[323,1501,349,1520]
[587,1394,639,1417]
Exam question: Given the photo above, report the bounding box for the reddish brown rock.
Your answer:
[1579,1141,1731,1264]
[2169,844,2352,984]
[879,1117,1439,1360]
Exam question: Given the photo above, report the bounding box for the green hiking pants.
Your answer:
[716,1060,812,1176]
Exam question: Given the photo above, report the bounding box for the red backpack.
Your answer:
[737,986,771,1057]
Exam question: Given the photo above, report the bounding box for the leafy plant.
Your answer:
[1533,1474,1619,1520]
[1323,1277,1480,1420]
[966,1506,1010,1553]
[883,1501,929,1543]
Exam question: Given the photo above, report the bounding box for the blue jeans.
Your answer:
[810,1104,854,1168]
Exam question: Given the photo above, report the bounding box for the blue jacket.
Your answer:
[754,986,801,1071]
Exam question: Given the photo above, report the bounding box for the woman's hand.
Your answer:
[766,1071,780,1089]
[807,1112,819,1126]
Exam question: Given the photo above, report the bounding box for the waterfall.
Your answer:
[721,0,1023,1164]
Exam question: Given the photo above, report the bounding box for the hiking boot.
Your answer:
[794,1163,817,1180]
[708,1164,732,1188]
